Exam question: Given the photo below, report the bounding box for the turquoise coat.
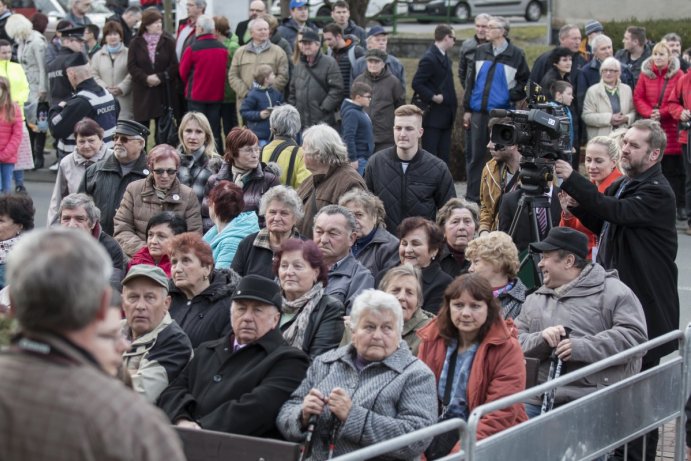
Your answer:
[203,211,259,269]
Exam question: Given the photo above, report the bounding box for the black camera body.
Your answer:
[680,120,691,131]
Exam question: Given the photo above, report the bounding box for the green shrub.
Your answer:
[601,19,691,51]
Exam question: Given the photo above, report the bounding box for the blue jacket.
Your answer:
[339,98,373,162]
[412,45,457,129]
[203,211,260,269]
[464,40,530,113]
[240,84,283,141]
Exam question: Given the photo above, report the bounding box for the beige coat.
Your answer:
[228,42,289,101]
[90,46,133,120]
[114,175,202,257]
[582,81,636,140]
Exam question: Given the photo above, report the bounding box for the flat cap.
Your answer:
[64,52,89,69]
[365,48,387,62]
[300,29,320,43]
[115,119,150,139]
[60,26,86,40]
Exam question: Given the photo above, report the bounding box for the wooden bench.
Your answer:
[175,427,301,461]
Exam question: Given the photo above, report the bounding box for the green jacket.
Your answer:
[223,34,240,102]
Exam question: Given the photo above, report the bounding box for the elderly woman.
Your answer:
[0,194,34,289]
[114,144,202,257]
[47,118,109,225]
[634,42,686,220]
[296,124,366,236]
[559,136,622,259]
[205,127,279,217]
[168,232,239,348]
[127,8,179,137]
[91,21,133,120]
[127,211,188,277]
[466,231,526,320]
[277,289,438,460]
[582,56,636,140]
[436,197,479,278]
[274,238,345,357]
[232,185,304,279]
[204,180,259,269]
[391,216,452,315]
[339,188,399,277]
[417,274,527,457]
[260,104,311,188]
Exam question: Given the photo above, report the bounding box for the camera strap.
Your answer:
[655,78,670,109]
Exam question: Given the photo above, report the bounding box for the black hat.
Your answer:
[365,48,387,62]
[530,227,589,260]
[367,25,388,38]
[299,29,320,43]
[231,275,282,312]
[60,26,86,40]
[115,119,150,139]
[64,52,89,69]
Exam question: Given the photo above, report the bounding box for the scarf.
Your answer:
[231,165,251,187]
[281,283,324,350]
[143,32,161,64]
[107,42,124,54]
[0,235,21,265]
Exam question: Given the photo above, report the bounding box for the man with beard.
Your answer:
[79,120,149,236]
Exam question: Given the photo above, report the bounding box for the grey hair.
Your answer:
[591,34,612,53]
[599,56,621,76]
[248,18,269,33]
[193,0,206,9]
[378,264,423,310]
[436,197,480,229]
[314,204,357,233]
[302,124,348,166]
[474,13,491,23]
[270,104,302,138]
[489,16,510,36]
[559,24,579,40]
[338,188,387,228]
[662,32,681,43]
[259,185,304,222]
[59,193,101,226]
[196,15,214,34]
[5,14,32,41]
[8,228,113,333]
[349,289,404,335]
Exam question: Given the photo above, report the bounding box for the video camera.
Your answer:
[489,82,572,195]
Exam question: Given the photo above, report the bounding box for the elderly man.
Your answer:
[352,26,405,87]
[157,275,310,436]
[556,119,679,461]
[458,13,490,89]
[288,29,343,128]
[229,17,289,105]
[107,5,141,46]
[515,227,648,418]
[176,0,205,59]
[235,0,266,46]
[79,119,149,236]
[277,0,318,48]
[179,15,228,153]
[463,16,530,203]
[260,104,311,188]
[529,24,584,87]
[313,205,374,314]
[121,265,192,403]
[0,228,186,460]
[49,52,118,162]
[58,193,126,289]
[661,32,688,72]
[364,104,456,232]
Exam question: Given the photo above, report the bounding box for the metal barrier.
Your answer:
[332,325,691,460]
[330,418,469,461]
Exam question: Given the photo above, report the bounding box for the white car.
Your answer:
[33,0,113,38]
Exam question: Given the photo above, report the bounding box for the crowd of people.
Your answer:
[0,0,686,460]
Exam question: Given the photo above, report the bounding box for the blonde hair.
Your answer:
[587,135,620,162]
[178,111,220,160]
[465,231,520,279]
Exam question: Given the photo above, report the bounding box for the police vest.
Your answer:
[46,51,76,107]
[56,87,117,156]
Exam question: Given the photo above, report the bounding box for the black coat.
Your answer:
[231,230,306,279]
[281,294,345,358]
[411,45,457,129]
[561,164,679,365]
[421,261,453,314]
[438,243,470,279]
[497,187,562,253]
[157,328,309,437]
[353,226,400,277]
[168,269,239,348]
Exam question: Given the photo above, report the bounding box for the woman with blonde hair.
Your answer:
[466,231,525,319]
[559,136,622,259]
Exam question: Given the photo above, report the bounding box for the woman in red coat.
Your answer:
[559,136,622,260]
[634,42,686,220]
[417,273,527,458]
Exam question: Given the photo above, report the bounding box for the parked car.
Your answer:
[408,0,545,23]
[15,0,112,38]
[272,0,409,26]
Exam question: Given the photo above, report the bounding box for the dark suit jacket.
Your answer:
[497,186,562,253]
[411,45,457,130]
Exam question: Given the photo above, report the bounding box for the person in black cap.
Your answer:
[49,51,118,163]
[79,119,149,236]
[514,226,648,418]
[157,274,310,438]
[351,25,406,88]
[46,25,87,108]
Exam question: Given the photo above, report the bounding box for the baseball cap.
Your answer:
[367,25,388,38]
[300,29,320,43]
[122,265,170,291]
[529,227,589,260]
[290,0,307,8]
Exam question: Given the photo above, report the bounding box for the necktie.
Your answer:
[537,207,549,237]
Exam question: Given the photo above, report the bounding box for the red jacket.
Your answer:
[127,246,172,277]
[417,317,527,443]
[633,57,684,155]
[0,104,23,164]
[668,69,691,145]
[179,34,229,103]
[560,167,622,259]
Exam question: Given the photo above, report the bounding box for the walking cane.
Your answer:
[541,327,572,414]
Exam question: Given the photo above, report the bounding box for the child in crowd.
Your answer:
[340,81,374,175]
[550,80,576,159]
[240,64,283,147]
[0,77,23,194]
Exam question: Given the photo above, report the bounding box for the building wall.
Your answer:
[553,0,691,22]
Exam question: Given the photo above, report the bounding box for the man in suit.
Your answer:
[411,24,457,165]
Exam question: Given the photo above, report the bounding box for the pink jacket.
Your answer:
[0,104,23,164]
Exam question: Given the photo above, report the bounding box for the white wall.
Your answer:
[553,0,691,22]
[175,0,246,31]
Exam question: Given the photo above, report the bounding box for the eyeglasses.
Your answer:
[153,168,178,176]
[361,94,373,99]
[113,134,136,143]
[239,146,261,154]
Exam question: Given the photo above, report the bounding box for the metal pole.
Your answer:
[163,0,174,35]
[675,324,691,459]
[392,0,398,35]
[546,0,552,45]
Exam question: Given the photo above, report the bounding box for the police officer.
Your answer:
[46,25,87,107]
[49,52,118,162]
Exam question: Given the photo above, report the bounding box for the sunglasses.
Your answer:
[113,134,138,143]
[153,168,178,176]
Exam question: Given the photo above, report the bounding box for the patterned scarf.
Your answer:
[0,236,21,265]
[231,165,250,187]
[281,283,324,349]
[143,32,161,64]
